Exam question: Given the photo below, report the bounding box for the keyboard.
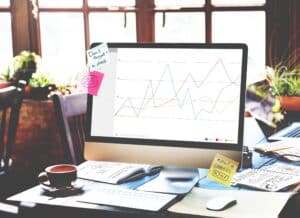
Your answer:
[78,186,177,211]
[283,127,300,137]
[268,122,300,141]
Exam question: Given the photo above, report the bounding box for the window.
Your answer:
[0,0,10,7]
[39,12,85,85]
[0,2,13,73]
[211,0,265,6]
[88,0,135,7]
[155,12,205,43]
[39,0,82,8]
[35,0,267,85]
[153,1,266,84]
[155,0,205,7]
[37,0,137,84]
[212,11,266,84]
[89,12,136,43]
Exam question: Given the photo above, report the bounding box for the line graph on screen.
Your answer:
[114,58,241,122]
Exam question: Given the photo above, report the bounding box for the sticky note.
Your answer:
[80,71,104,96]
[87,43,110,71]
[207,154,239,186]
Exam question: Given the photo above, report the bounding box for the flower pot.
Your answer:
[0,81,13,89]
[24,85,55,100]
[279,96,300,111]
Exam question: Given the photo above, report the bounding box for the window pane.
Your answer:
[212,11,266,84]
[212,0,265,6]
[155,0,205,7]
[0,0,10,7]
[0,13,13,73]
[89,13,136,43]
[88,0,135,7]
[39,13,86,85]
[39,0,82,8]
[155,12,205,43]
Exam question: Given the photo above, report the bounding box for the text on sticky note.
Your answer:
[87,43,110,71]
[207,153,239,186]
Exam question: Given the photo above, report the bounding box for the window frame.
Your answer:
[32,0,268,59]
[12,0,281,67]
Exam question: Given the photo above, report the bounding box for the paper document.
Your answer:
[255,139,300,162]
[233,162,300,191]
[168,187,292,218]
[77,160,162,184]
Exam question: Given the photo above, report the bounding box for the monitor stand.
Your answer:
[137,167,200,195]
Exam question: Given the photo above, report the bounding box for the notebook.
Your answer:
[77,160,162,184]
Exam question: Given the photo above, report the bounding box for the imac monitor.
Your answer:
[85,43,248,170]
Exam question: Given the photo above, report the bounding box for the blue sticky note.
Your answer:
[87,42,110,71]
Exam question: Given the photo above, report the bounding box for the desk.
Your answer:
[5,176,300,218]
[4,118,300,218]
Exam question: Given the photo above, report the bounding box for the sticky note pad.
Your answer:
[207,154,239,186]
[80,71,104,96]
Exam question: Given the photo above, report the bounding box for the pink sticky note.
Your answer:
[86,71,104,96]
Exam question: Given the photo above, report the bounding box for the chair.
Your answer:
[0,83,25,200]
[52,93,87,165]
[0,86,24,176]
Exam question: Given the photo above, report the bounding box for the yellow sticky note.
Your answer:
[207,154,239,186]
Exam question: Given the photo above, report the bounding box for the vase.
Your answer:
[279,96,300,111]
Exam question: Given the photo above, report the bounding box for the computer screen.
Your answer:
[85,43,247,168]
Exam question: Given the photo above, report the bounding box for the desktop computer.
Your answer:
[84,43,248,193]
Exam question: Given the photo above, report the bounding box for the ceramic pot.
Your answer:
[279,96,300,111]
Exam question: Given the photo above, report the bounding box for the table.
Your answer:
[4,174,300,218]
[3,118,300,218]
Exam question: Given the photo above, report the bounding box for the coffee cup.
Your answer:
[38,164,77,188]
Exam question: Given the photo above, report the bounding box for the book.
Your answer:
[233,162,300,192]
[254,139,300,162]
[77,160,162,184]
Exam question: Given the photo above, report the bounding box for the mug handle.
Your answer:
[38,172,51,187]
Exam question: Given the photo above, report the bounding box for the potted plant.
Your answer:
[25,72,56,100]
[12,50,41,83]
[0,50,41,89]
[266,64,300,111]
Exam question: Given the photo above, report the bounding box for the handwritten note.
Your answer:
[87,43,110,71]
[80,71,104,96]
[207,154,239,186]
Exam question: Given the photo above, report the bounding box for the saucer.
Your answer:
[40,180,84,197]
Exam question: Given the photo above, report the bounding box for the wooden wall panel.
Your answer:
[11,0,32,55]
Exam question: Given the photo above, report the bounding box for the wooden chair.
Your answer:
[0,86,24,176]
[52,93,87,165]
[0,83,25,200]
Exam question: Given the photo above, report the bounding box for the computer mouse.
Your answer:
[206,196,237,211]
